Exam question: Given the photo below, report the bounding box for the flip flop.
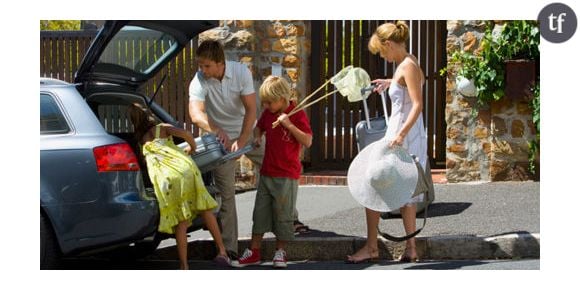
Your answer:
[293,220,311,234]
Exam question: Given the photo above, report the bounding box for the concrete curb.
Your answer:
[148,233,540,261]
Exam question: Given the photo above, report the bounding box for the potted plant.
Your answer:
[494,21,540,101]
[444,20,539,107]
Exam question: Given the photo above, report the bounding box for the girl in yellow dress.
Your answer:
[128,103,230,269]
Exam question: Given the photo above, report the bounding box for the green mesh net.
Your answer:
[330,66,372,102]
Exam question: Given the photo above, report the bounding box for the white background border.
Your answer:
[4,0,578,289]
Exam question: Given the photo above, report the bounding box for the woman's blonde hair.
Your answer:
[368,21,410,55]
[259,75,292,103]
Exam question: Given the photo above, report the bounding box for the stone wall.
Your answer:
[198,20,311,190]
[445,21,537,182]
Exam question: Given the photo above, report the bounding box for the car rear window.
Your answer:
[98,25,178,75]
[40,93,70,134]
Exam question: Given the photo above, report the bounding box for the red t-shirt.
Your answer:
[256,102,312,179]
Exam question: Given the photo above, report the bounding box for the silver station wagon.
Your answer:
[40,20,220,269]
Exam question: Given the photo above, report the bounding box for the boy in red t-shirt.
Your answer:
[233,76,312,268]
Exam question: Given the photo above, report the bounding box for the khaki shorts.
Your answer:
[251,176,297,241]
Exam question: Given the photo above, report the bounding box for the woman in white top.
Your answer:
[347,21,427,263]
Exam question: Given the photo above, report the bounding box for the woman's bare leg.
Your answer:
[399,203,418,260]
[347,208,380,261]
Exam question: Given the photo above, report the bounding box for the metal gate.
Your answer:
[309,20,447,170]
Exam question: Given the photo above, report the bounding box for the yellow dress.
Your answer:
[142,125,217,234]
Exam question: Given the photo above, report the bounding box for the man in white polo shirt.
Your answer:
[188,40,263,259]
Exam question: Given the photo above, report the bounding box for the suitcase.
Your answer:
[354,89,434,216]
[354,90,389,151]
[178,133,254,173]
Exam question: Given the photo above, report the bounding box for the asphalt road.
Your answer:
[61,182,538,271]
[176,182,539,245]
[61,257,539,270]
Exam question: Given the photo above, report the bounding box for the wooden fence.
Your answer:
[40,31,95,83]
[310,20,447,169]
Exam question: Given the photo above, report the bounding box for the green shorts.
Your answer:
[251,176,297,241]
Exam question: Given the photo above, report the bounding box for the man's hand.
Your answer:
[216,128,231,148]
[231,138,247,153]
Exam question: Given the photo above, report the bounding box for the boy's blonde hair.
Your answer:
[259,76,291,103]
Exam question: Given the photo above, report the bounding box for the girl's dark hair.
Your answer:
[128,103,158,144]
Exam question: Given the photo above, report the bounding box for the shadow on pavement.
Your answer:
[404,260,487,270]
[381,202,472,219]
[294,228,357,238]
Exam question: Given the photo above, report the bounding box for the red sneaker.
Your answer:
[232,248,261,267]
[272,249,287,268]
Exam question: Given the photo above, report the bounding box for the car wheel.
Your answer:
[40,214,61,269]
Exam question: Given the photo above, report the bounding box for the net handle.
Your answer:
[272,89,339,128]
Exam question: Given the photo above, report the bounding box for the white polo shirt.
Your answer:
[189,60,255,139]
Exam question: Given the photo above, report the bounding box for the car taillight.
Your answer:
[93,143,140,172]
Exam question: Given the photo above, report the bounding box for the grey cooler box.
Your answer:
[179,134,254,173]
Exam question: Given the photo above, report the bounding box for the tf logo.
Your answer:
[538,2,577,43]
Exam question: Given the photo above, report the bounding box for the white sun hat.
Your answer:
[347,138,419,212]
[330,66,372,102]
